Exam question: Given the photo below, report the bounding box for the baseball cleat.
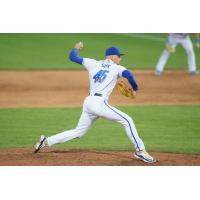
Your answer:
[134,150,156,163]
[33,135,47,153]
[155,70,162,76]
[190,70,199,75]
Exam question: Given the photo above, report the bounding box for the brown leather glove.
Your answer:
[117,79,136,99]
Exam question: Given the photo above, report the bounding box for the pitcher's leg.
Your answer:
[47,112,98,146]
[102,101,145,151]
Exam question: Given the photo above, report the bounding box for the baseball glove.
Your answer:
[117,79,136,99]
[166,43,176,53]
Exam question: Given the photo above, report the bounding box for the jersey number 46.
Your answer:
[93,70,109,83]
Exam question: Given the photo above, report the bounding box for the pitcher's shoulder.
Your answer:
[83,58,98,65]
[116,64,127,71]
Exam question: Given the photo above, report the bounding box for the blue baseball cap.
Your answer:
[105,46,125,57]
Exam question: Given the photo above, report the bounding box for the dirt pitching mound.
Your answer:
[0,148,200,166]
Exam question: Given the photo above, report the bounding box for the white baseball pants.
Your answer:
[47,95,145,151]
[155,35,197,73]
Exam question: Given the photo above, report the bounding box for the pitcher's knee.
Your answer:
[75,129,88,138]
[120,115,133,128]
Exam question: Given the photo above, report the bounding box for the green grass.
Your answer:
[0,33,199,70]
[0,105,200,154]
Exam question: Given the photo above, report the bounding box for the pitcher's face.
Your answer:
[108,55,121,65]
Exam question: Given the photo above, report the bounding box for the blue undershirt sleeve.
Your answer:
[122,70,138,91]
[69,48,83,65]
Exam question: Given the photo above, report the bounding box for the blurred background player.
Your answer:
[194,33,200,49]
[155,33,200,75]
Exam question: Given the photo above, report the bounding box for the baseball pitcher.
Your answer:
[34,42,156,163]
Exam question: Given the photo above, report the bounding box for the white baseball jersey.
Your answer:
[83,58,126,99]
[169,33,188,39]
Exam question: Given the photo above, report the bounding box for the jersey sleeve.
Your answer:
[117,65,127,77]
[83,58,98,70]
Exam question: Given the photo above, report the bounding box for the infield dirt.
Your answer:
[0,70,200,165]
[0,70,200,108]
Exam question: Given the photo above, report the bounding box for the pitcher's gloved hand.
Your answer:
[117,79,136,99]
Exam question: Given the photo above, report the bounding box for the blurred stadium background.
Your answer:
[0,33,199,70]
